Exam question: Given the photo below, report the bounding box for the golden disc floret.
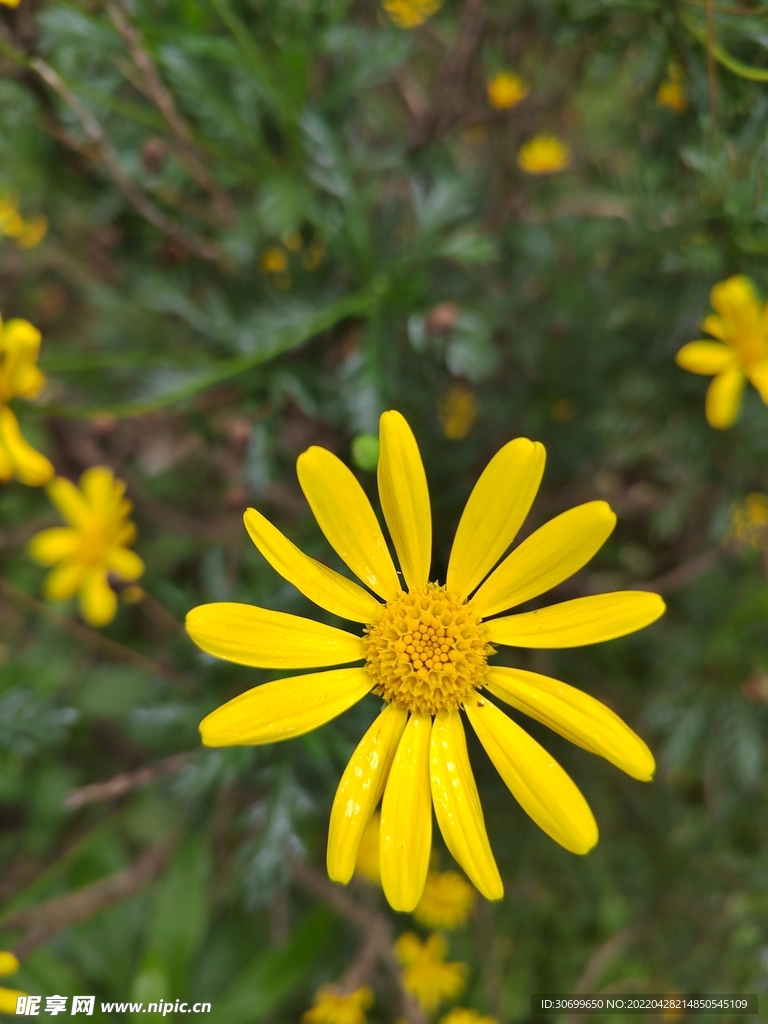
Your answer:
[363,583,492,715]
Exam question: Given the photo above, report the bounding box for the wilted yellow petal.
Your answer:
[200,667,373,746]
[485,666,655,781]
[27,527,79,566]
[465,696,598,854]
[485,591,665,648]
[297,446,401,601]
[327,703,407,883]
[377,410,432,590]
[79,567,117,627]
[430,713,503,900]
[447,438,545,600]
[706,368,745,429]
[380,713,432,911]
[675,341,735,375]
[186,602,365,668]
[472,501,615,618]
[244,507,381,623]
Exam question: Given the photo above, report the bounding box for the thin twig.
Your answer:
[4,837,175,958]
[65,752,196,810]
[706,0,719,127]
[102,0,235,225]
[288,855,426,1024]
[634,547,724,594]
[0,578,193,688]
[23,54,220,261]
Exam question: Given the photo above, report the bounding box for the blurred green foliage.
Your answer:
[4,0,768,1020]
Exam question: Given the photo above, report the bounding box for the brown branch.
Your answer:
[634,547,725,595]
[28,56,220,262]
[102,0,235,226]
[287,855,426,1024]
[65,751,196,810]
[0,578,194,689]
[4,837,175,958]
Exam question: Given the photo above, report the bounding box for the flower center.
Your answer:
[362,583,493,715]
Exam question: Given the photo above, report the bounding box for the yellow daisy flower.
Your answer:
[0,952,26,1016]
[657,64,687,113]
[28,467,144,628]
[487,72,529,111]
[440,1010,497,1024]
[301,986,373,1024]
[354,810,382,884]
[395,932,467,1013]
[675,275,768,429]
[383,0,441,29]
[517,135,571,175]
[187,412,663,911]
[0,314,54,487]
[413,870,475,930]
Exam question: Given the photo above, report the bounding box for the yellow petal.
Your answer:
[377,410,431,590]
[706,368,745,429]
[199,666,373,746]
[0,441,13,482]
[430,712,503,900]
[186,602,365,668]
[380,712,433,911]
[746,358,768,404]
[465,696,597,854]
[675,341,735,375]
[27,527,79,566]
[447,438,546,599]
[485,591,665,648]
[327,703,408,883]
[47,475,91,528]
[472,501,616,618]
[244,507,381,623]
[0,989,25,1015]
[43,560,86,601]
[485,666,655,781]
[0,407,53,486]
[81,466,121,514]
[106,546,144,580]
[79,567,117,627]
[0,953,19,977]
[296,446,401,601]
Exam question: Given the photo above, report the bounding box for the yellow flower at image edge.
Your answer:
[396,932,467,1013]
[413,870,475,929]
[383,0,441,29]
[518,135,571,175]
[676,275,768,428]
[186,411,663,913]
[440,1010,497,1024]
[0,315,54,486]
[728,493,768,549]
[0,952,25,1016]
[487,72,529,110]
[28,467,144,627]
[302,986,373,1024]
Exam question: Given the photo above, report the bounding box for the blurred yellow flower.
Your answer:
[675,276,768,429]
[29,467,144,627]
[0,314,54,487]
[438,385,478,440]
[440,1010,498,1024]
[728,493,768,549]
[301,986,373,1024]
[303,241,327,271]
[260,246,289,274]
[487,72,529,110]
[18,215,48,250]
[0,199,47,248]
[188,411,663,913]
[395,932,467,1013]
[517,135,571,175]
[413,870,476,929]
[0,952,26,1016]
[657,65,687,113]
[282,231,303,252]
[354,810,382,884]
[383,0,441,29]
